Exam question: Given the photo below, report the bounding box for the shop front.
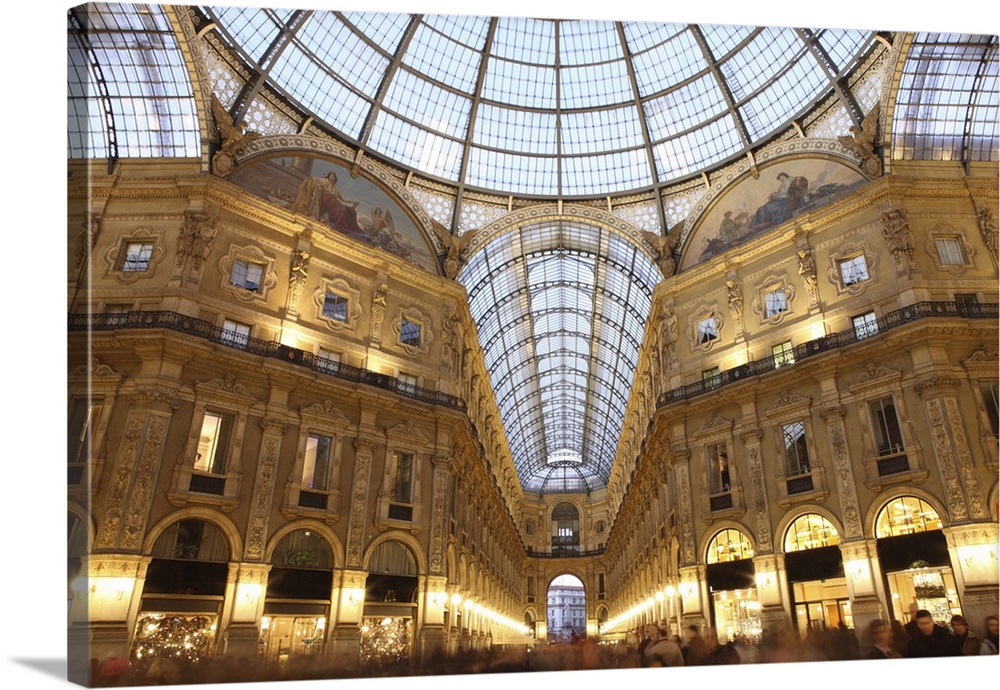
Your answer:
[875,496,962,625]
[132,518,229,665]
[258,529,334,662]
[706,528,760,643]
[361,540,420,667]
[783,514,851,636]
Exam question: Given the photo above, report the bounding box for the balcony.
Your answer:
[657,301,998,407]
[69,310,465,411]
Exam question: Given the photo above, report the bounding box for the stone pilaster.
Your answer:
[820,402,865,539]
[346,436,377,568]
[243,418,288,561]
[95,386,179,552]
[740,428,773,553]
[429,455,451,575]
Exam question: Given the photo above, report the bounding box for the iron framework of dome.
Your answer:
[67,4,999,495]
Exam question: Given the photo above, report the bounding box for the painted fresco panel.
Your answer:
[230,156,438,273]
[681,159,867,271]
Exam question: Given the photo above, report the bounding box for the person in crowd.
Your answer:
[866,619,902,659]
[903,602,921,640]
[905,609,963,658]
[642,623,684,667]
[949,615,980,655]
[682,624,709,665]
[636,626,651,666]
[889,619,910,657]
[980,615,999,655]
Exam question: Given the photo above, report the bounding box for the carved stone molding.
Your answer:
[313,275,362,333]
[693,415,734,438]
[827,239,880,296]
[751,273,796,327]
[881,207,916,277]
[69,358,123,381]
[913,374,962,395]
[763,390,811,417]
[300,400,352,427]
[125,384,181,410]
[218,243,279,303]
[103,227,166,284]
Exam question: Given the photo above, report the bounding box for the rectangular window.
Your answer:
[839,255,869,286]
[852,311,878,340]
[221,319,251,347]
[954,293,979,305]
[393,451,414,504]
[935,237,966,265]
[782,421,810,475]
[194,411,233,474]
[400,318,422,347]
[323,292,349,321]
[869,396,904,456]
[68,399,103,467]
[302,433,332,491]
[398,372,418,394]
[119,242,153,271]
[772,341,795,368]
[230,259,265,291]
[764,288,787,317]
[697,316,718,344]
[703,367,721,389]
[982,382,999,438]
[706,442,731,494]
[316,347,341,373]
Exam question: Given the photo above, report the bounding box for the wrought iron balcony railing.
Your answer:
[658,301,998,407]
[69,310,466,411]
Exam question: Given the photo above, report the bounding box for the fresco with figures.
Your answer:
[681,158,868,271]
[230,156,438,273]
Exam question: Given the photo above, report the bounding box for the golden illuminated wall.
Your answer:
[601,159,999,641]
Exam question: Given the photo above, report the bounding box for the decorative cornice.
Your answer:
[763,390,811,416]
[299,399,352,426]
[69,358,123,380]
[197,374,258,401]
[913,374,962,395]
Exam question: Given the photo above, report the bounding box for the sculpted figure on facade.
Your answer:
[442,311,461,376]
[726,279,745,336]
[837,103,882,176]
[978,206,998,262]
[75,213,101,272]
[370,282,388,342]
[657,223,682,277]
[659,307,679,367]
[286,249,310,319]
[176,211,218,274]
[797,248,819,304]
[210,95,259,178]
[881,207,916,276]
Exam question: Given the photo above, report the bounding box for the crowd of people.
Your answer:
[87,609,998,686]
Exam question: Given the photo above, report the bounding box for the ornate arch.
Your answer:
[700,521,757,565]
[362,530,427,576]
[863,487,952,538]
[141,507,243,559]
[263,519,344,570]
[774,506,845,553]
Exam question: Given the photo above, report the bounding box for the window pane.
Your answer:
[195,412,231,474]
[839,255,869,285]
[853,312,878,339]
[764,288,787,316]
[393,452,413,503]
[303,434,332,491]
[323,293,349,321]
[400,318,422,346]
[120,242,153,271]
[935,237,965,265]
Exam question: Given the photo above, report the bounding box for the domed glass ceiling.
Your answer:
[201,6,877,197]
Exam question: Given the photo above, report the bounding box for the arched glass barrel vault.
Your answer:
[459,220,661,494]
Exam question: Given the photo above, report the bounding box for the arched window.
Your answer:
[368,540,417,576]
[784,514,840,552]
[151,519,229,562]
[272,529,333,570]
[706,528,754,564]
[551,502,580,555]
[875,497,943,538]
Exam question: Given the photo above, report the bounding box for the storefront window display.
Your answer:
[360,616,411,668]
[258,615,326,662]
[706,529,759,643]
[876,497,962,625]
[784,514,849,637]
[131,613,217,664]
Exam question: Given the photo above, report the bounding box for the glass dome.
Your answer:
[200,6,878,197]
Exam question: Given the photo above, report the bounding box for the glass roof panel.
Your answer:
[721,27,803,102]
[368,110,464,179]
[295,13,388,96]
[741,51,830,140]
[208,5,283,63]
[491,16,556,64]
[459,221,658,493]
[381,68,472,139]
[561,62,634,108]
[644,74,728,140]
[402,20,484,93]
[559,19,622,65]
[465,147,560,196]
[629,28,706,95]
[69,3,200,159]
[561,149,652,196]
[652,112,743,178]
[421,13,491,50]
[474,104,559,154]
[481,58,558,109]
[816,28,872,73]
[700,23,756,59]
[892,33,998,162]
[560,106,645,154]
[339,11,409,54]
